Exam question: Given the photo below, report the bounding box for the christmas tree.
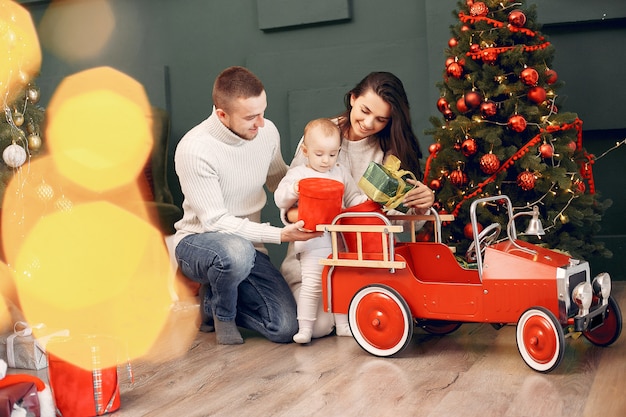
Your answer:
[424,0,612,261]
[0,82,46,204]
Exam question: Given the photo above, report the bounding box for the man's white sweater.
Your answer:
[173,110,288,252]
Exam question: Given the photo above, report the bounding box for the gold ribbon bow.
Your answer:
[380,155,416,209]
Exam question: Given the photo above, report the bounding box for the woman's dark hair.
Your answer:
[337,72,423,178]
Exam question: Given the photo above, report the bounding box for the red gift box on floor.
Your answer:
[0,381,40,417]
[0,372,54,417]
[46,337,122,417]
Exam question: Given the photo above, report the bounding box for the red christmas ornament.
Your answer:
[445,57,455,68]
[464,222,483,239]
[461,137,478,156]
[450,169,468,187]
[508,114,527,132]
[430,178,442,190]
[566,141,577,154]
[470,2,489,17]
[508,10,526,27]
[448,38,458,48]
[470,43,480,53]
[429,142,441,155]
[480,100,497,118]
[479,153,500,174]
[446,62,463,78]
[464,91,482,108]
[520,67,539,86]
[456,96,469,113]
[437,97,449,113]
[527,86,547,104]
[539,143,554,158]
[517,171,536,191]
[443,108,456,120]
[545,69,558,84]
[461,25,470,32]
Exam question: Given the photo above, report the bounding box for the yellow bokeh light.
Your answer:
[14,200,174,369]
[0,0,42,102]
[2,155,151,268]
[38,0,114,62]
[0,262,15,334]
[45,66,153,193]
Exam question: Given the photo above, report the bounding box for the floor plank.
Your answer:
[14,283,625,417]
[108,282,626,417]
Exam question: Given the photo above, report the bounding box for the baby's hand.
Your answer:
[286,207,299,223]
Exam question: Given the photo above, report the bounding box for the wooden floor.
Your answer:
[26,283,626,417]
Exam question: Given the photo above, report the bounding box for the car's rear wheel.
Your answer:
[583,296,622,347]
[349,285,413,357]
[516,307,564,373]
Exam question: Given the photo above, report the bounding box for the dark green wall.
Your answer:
[23,0,626,278]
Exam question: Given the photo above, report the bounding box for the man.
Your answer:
[173,66,318,344]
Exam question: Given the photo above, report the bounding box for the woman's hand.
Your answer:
[403,179,435,213]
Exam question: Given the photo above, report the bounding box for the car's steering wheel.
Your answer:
[466,223,501,262]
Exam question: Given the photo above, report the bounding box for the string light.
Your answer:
[591,139,626,162]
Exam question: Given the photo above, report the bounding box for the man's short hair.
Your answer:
[212,66,265,112]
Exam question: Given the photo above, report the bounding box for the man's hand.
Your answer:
[281,220,323,242]
[403,179,435,212]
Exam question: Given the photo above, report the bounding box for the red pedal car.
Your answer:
[318,195,622,373]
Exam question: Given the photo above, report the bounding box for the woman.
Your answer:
[281,71,435,339]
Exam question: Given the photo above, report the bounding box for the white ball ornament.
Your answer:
[3,143,27,168]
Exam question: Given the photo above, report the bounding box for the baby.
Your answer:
[275,118,367,343]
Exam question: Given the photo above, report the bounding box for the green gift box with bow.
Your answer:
[358,155,416,213]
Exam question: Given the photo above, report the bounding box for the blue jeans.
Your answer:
[175,232,298,343]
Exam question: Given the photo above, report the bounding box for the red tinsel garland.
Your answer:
[458,12,545,40]
[425,118,595,218]
[458,12,550,60]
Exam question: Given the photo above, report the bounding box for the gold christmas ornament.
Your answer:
[13,111,25,127]
[27,86,40,103]
[27,133,42,151]
[26,120,36,134]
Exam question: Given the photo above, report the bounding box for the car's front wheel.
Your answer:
[349,284,413,357]
[516,307,565,373]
